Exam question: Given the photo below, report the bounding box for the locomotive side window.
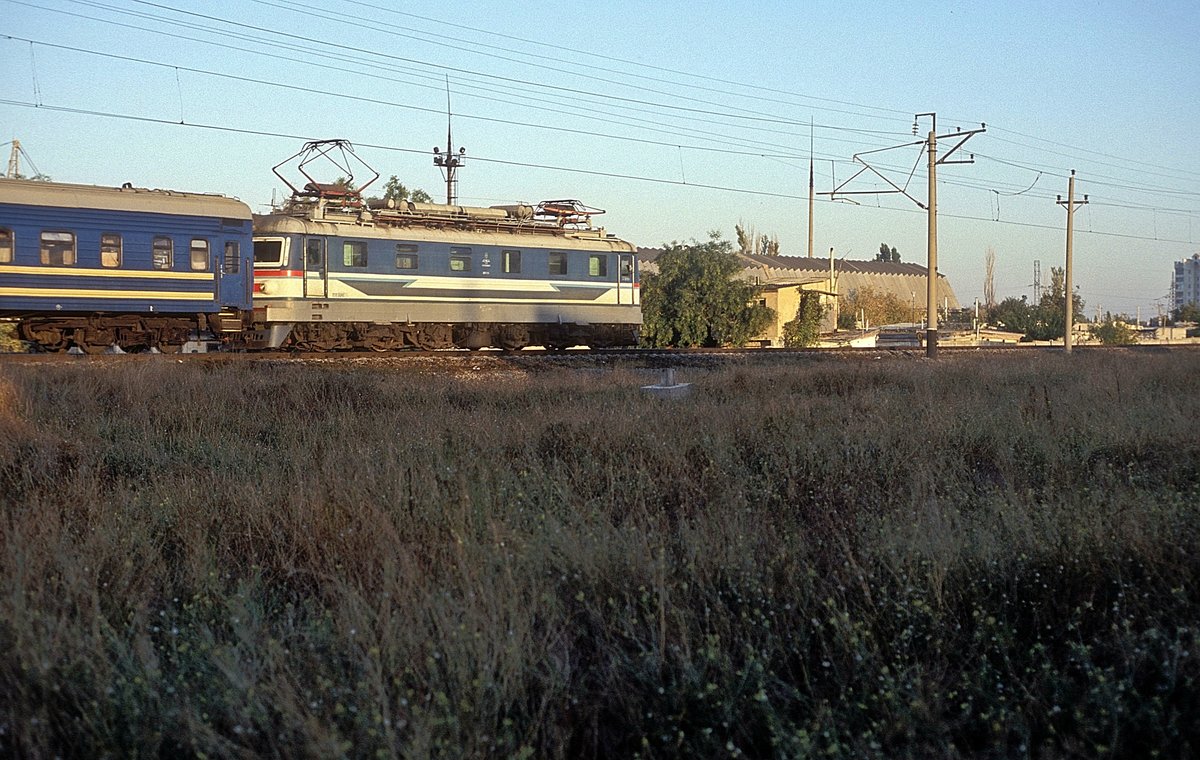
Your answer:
[588,254,608,277]
[395,244,418,270]
[223,242,240,274]
[343,241,367,268]
[40,231,76,266]
[502,249,521,274]
[0,228,12,263]
[100,233,122,268]
[254,239,285,267]
[152,236,173,270]
[449,246,471,272]
[190,239,209,271]
[548,252,568,276]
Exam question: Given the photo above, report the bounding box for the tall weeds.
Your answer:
[0,351,1197,757]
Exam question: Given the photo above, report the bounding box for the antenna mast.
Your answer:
[807,120,814,258]
[433,78,465,205]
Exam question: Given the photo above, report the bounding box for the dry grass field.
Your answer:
[1,350,1198,758]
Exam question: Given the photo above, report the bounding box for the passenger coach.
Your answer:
[0,178,254,352]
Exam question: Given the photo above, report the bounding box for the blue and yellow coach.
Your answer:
[0,178,254,352]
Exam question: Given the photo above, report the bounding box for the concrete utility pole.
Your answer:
[822,113,984,358]
[1056,170,1088,353]
[925,124,939,356]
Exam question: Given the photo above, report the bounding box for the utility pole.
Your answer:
[1056,170,1088,353]
[828,246,838,328]
[822,113,984,358]
[924,121,939,356]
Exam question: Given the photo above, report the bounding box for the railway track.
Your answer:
[1,342,1195,367]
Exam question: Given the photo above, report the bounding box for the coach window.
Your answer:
[0,228,12,263]
[343,241,368,268]
[395,243,418,270]
[548,251,568,276]
[449,246,472,272]
[224,241,240,274]
[190,239,209,271]
[40,231,76,266]
[588,254,608,277]
[502,249,521,274]
[99,233,122,268]
[152,236,173,269]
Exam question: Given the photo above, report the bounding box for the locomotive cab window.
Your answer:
[449,246,472,272]
[254,238,286,267]
[152,236,173,270]
[0,228,12,264]
[395,244,418,270]
[548,252,568,276]
[588,254,608,277]
[343,241,367,268]
[100,233,122,268]
[40,231,76,266]
[502,249,521,274]
[190,239,209,271]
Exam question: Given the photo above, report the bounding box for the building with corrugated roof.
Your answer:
[638,247,961,344]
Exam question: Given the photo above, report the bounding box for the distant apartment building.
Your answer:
[1174,253,1200,310]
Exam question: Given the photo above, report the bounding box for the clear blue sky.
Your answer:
[3,0,1198,317]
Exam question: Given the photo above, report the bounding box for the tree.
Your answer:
[781,292,827,347]
[1026,266,1085,341]
[640,233,774,347]
[1091,318,1137,345]
[838,285,909,328]
[334,175,433,203]
[379,175,433,204]
[734,222,779,257]
[990,296,1035,335]
[1172,303,1200,324]
[875,243,900,263]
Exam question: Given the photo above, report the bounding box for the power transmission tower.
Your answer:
[823,113,985,357]
[6,139,19,178]
[1056,170,1088,353]
[1032,259,1042,302]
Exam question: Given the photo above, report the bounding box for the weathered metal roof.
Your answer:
[0,177,252,219]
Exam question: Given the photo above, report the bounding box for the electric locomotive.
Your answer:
[249,190,641,351]
[0,178,254,352]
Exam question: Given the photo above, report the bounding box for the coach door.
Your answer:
[304,238,327,298]
[617,254,635,304]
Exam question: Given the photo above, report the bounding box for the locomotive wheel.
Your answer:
[417,324,453,351]
[498,325,530,352]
